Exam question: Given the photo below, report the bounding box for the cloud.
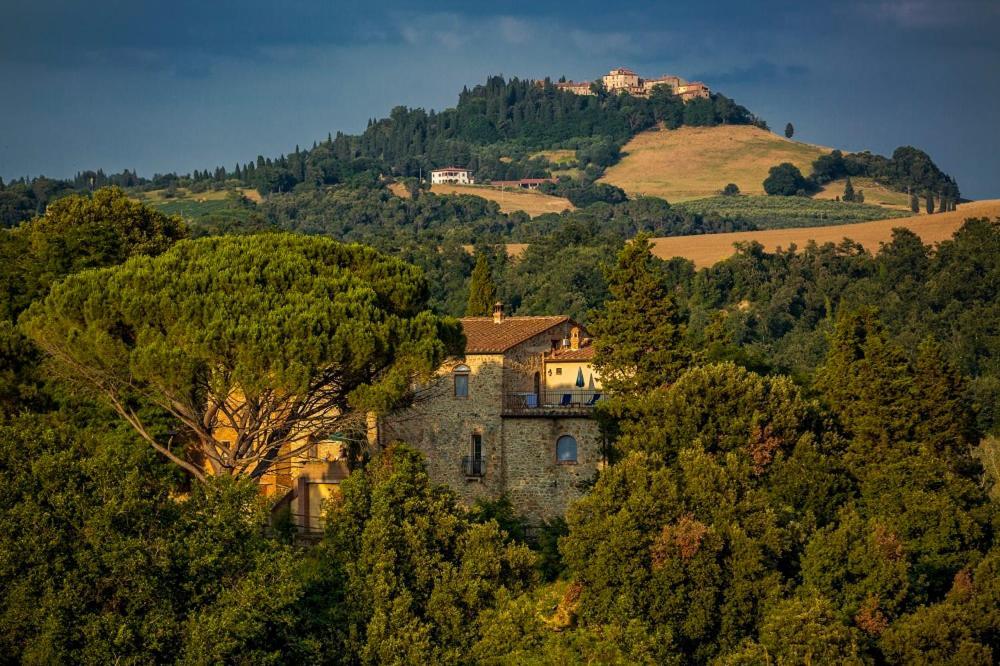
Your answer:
[696,61,809,86]
[859,0,998,28]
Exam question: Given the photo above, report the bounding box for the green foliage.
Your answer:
[784,122,794,139]
[21,233,463,480]
[721,183,740,196]
[315,444,537,665]
[673,194,907,229]
[0,412,317,664]
[763,162,809,196]
[0,187,187,321]
[590,235,690,394]
[466,254,497,316]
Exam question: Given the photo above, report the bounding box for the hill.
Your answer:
[648,199,1000,267]
[430,183,574,217]
[673,194,909,229]
[814,176,913,210]
[599,125,831,202]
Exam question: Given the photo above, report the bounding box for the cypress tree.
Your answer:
[843,176,855,202]
[910,192,920,213]
[590,235,690,394]
[465,254,496,316]
[925,192,935,214]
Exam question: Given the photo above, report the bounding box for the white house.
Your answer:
[430,167,474,185]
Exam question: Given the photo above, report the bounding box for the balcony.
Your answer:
[502,390,604,417]
[462,455,486,477]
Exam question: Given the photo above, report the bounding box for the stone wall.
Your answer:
[378,320,605,521]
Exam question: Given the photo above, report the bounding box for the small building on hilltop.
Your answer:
[431,167,474,185]
[377,302,606,521]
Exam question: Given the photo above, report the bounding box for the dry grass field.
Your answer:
[139,187,261,203]
[387,182,411,199]
[430,183,574,217]
[600,125,833,202]
[815,177,913,210]
[649,199,1000,267]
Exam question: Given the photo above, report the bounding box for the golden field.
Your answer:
[599,125,832,202]
[649,199,1000,268]
[430,183,574,217]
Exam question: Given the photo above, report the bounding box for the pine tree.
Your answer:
[465,254,496,316]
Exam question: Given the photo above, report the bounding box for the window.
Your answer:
[454,364,470,398]
[556,435,578,463]
[555,368,562,376]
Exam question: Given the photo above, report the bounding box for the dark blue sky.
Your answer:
[2,0,998,198]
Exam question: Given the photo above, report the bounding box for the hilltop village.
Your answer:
[551,66,710,100]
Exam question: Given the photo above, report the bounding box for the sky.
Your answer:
[1,0,998,198]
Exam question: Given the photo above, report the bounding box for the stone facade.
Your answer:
[377,317,606,521]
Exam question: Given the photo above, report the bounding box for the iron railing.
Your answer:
[502,390,604,414]
[462,455,486,477]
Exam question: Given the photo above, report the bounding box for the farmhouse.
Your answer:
[553,67,710,100]
[489,177,557,190]
[430,166,474,185]
[377,302,606,521]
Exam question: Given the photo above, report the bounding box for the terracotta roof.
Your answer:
[547,343,596,361]
[460,316,570,354]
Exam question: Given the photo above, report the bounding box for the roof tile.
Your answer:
[460,316,570,353]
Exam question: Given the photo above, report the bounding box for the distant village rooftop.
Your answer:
[549,67,710,100]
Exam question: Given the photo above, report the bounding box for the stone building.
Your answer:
[550,67,710,100]
[377,303,606,521]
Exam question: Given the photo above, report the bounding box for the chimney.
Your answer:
[493,301,504,324]
[570,327,580,351]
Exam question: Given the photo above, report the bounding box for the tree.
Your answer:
[590,235,690,394]
[843,175,856,202]
[466,253,497,316]
[910,191,920,213]
[926,191,935,214]
[0,413,319,664]
[1,187,187,320]
[721,183,740,196]
[785,122,795,139]
[763,163,808,196]
[21,234,463,481]
[315,444,536,664]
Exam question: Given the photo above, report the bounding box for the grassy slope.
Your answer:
[430,183,574,217]
[599,125,832,202]
[815,177,914,210]
[134,187,260,222]
[649,199,1000,268]
[674,195,909,229]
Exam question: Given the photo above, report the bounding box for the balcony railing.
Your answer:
[462,455,486,477]
[502,390,605,416]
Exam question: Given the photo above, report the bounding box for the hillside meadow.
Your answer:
[674,194,909,229]
[599,125,832,201]
[430,183,575,217]
[649,199,1000,267]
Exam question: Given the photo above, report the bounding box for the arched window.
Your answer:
[453,364,470,398]
[556,435,578,463]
